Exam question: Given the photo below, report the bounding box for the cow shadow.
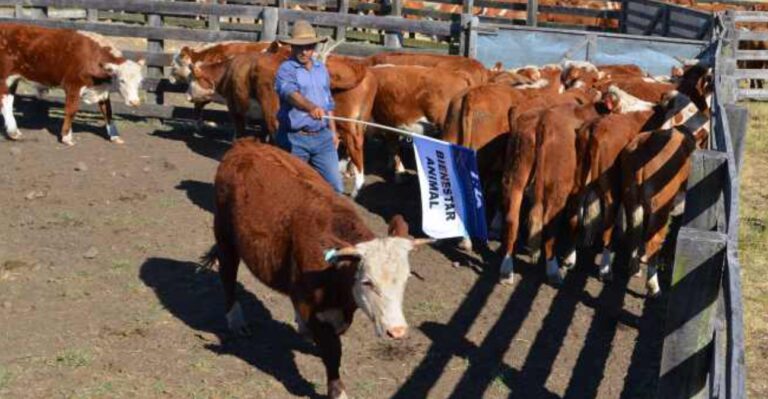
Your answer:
[9,96,113,141]
[149,122,233,162]
[139,257,324,399]
[176,179,216,214]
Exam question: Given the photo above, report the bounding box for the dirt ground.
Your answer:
[1,105,665,399]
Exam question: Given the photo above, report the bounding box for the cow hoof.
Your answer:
[110,136,125,145]
[329,380,347,399]
[60,136,75,146]
[499,255,515,285]
[598,269,613,282]
[226,302,250,336]
[6,130,22,140]
[546,259,563,287]
[562,251,577,270]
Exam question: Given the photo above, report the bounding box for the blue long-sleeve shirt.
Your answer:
[275,57,335,133]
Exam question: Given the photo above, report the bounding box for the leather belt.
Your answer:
[296,129,322,136]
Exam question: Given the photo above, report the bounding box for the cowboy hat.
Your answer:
[279,20,328,46]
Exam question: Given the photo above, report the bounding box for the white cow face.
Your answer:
[344,237,416,339]
[104,59,145,107]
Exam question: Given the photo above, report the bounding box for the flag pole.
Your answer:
[322,115,449,145]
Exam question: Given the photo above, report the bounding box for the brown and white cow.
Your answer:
[0,24,145,145]
[170,41,274,128]
[580,63,712,284]
[365,51,491,86]
[203,138,429,399]
[364,64,474,183]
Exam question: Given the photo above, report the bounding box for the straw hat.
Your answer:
[280,20,328,46]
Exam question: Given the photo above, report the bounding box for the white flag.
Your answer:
[411,135,488,240]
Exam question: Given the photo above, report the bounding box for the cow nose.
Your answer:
[128,99,141,107]
[386,326,407,339]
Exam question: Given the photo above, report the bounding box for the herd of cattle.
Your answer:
[1,22,715,399]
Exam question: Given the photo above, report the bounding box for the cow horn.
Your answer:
[324,246,361,263]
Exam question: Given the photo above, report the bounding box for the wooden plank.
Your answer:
[738,89,768,101]
[658,227,727,399]
[734,49,768,61]
[0,16,261,41]
[85,7,96,21]
[276,8,454,36]
[733,69,768,80]
[0,0,267,18]
[733,12,768,23]
[643,7,664,35]
[277,0,288,37]
[384,0,403,49]
[462,0,473,14]
[682,150,727,232]
[735,30,768,41]
[123,50,175,68]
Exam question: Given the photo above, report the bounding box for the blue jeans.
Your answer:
[276,128,344,193]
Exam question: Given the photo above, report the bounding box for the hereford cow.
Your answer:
[581,64,712,284]
[365,51,491,86]
[0,24,145,145]
[170,41,274,128]
[202,138,429,399]
[365,65,474,182]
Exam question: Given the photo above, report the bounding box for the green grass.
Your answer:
[738,102,768,397]
[0,366,11,391]
[53,349,92,369]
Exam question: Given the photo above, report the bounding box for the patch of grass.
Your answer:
[111,259,132,271]
[72,381,115,399]
[0,366,11,390]
[51,211,85,228]
[353,380,377,398]
[53,349,92,368]
[739,102,768,398]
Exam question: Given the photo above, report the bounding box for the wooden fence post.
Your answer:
[278,0,289,37]
[86,8,98,22]
[682,150,728,232]
[463,0,474,14]
[262,7,279,42]
[527,0,538,27]
[658,227,727,399]
[147,14,164,106]
[336,0,349,41]
[724,104,748,174]
[459,15,478,58]
[384,0,403,48]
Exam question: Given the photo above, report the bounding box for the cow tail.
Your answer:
[527,122,545,264]
[199,244,219,270]
[461,92,474,147]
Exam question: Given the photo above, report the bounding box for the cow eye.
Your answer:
[362,279,374,287]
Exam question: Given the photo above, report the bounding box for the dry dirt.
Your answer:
[0,107,665,399]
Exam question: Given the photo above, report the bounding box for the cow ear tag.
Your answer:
[324,248,338,263]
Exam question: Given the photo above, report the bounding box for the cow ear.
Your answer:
[603,92,618,112]
[492,62,503,72]
[387,214,410,238]
[266,41,282,53]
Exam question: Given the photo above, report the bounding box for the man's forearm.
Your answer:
[288,91,319,113]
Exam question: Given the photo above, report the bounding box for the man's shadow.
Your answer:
[139,257,324,399]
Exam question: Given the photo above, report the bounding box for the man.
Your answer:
[274,20,344,193]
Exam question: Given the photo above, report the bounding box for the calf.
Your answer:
[170,41,274,128]
[0,24,145,145]
[360,65,474,184]
[203,138,429,399]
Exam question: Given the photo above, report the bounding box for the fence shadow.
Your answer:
[139,257,323,399]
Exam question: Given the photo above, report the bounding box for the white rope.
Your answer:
[321,115,448,145]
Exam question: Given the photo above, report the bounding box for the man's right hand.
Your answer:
[309,107,326,120]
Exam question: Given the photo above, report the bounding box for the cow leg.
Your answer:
[641,206,669,298]
[213,209,248,334]
[309,316,347,399]
[1,92,21,140]
[229,111,247,142]
[193,101,208,132]
[97,99,123,144]
[60,90,81,146]
[596,181,620,281]
[345,126,366,198]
